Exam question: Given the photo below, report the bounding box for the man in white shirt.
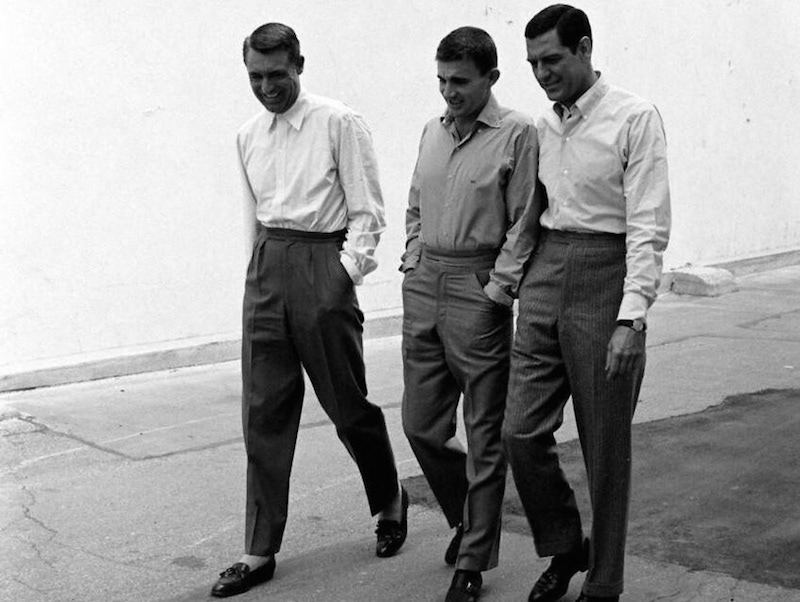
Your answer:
[211,22,407,598]
[502,5,671,602]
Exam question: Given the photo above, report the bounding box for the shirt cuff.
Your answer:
[617,291,649,322]
[340,253,362,285]
[484,280,513,307]
[399,254,420,273]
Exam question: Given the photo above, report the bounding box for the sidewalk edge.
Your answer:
[3,249,798,393]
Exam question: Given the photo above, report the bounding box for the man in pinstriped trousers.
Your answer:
[502,6,671,602]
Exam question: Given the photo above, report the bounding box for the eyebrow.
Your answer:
[528,52,562,63]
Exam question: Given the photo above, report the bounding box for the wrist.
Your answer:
[617,318,647,332]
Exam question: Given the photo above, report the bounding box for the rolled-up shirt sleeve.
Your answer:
[618,106,672,322]
[336,112,386,284]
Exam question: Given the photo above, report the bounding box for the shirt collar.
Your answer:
[269,90,308,131]
[553,71,608,120]
[441,93,503,130]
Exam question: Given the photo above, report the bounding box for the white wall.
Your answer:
[2,0,799,371]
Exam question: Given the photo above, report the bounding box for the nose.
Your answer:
[442,81,456,99]
[534,64,552,85]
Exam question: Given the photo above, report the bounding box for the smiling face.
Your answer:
[437,58,498,130]
[526,28,594,107]
[245,47,303,114]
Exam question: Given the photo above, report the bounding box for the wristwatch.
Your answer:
[617,319,647,332]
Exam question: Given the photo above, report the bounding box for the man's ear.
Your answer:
[577,36,592,60]
[295,55,305,74]
[487,68,500,86]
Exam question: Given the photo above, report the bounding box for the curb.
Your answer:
[0,311,405,394]
[2,249,798,394]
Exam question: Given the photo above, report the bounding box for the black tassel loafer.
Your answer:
[375,486,409,557]
[211,558,276,598]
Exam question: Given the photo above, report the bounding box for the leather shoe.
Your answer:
[528,539,589,602]
[445,523,464,565]
[375,486,408,557]
[445,569,482,602]
[575,594,619,602]
[210,558,276,598]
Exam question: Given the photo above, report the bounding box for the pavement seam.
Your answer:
[13,414,134,459]
[648,332,800,349]
[10,576,55,596]
[2,403,406,472]
[737,307,800,330]
[134,436,243,460]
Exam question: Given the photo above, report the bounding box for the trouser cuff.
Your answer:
[535,537,583,558]
[583,579,623,597]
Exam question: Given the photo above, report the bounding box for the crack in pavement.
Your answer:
[11,575,57,595]
[738,307,800,330]
[9,485,166,573]
[60,540,161,572]
[13,533,56,570]
[10,414,131,458]
[20,486,58,537]
[651,591,682,601]
[2,400,405,469]
[14,486,58,569]
[647,331,800,350]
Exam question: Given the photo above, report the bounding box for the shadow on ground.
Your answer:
[404,388,800,590]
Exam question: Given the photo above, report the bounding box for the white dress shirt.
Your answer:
[237,90,386,284]
[538,75,671,321]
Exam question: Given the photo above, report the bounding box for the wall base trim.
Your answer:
[0,310,405,394]
[3,250,799,393]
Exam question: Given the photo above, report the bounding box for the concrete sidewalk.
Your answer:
[1,265,799,602]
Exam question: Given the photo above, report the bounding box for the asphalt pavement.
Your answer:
[1,264,799,602]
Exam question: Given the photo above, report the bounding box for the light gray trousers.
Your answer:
[402,246,511,572]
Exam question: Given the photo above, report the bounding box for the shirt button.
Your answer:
[563,169,569,175]
[565,136,570,142]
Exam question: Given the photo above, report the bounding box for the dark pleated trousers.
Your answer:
[402,247,511,572]
[241,227,399,557]
[502,229,644,598]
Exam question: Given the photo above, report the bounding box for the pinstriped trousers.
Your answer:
[241,227,399,557]
[502,229,643,598]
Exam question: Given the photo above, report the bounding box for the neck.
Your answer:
[453,96,489,139]
[567,70,598,107]
[453,117,476,139]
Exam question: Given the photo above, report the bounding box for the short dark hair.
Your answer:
[525,4,592,53]
[435,26,497,75]
[243,22,301,64]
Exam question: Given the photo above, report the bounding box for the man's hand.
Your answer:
[605,325,645,380]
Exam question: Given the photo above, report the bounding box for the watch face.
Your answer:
[619,319,645,332]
